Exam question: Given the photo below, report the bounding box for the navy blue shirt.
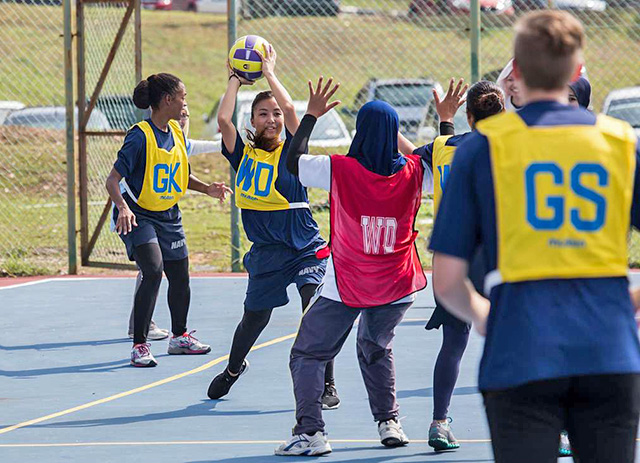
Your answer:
[430,102,640,390]
[222,130,321,250]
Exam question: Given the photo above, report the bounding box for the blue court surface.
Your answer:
[0,276,603,462]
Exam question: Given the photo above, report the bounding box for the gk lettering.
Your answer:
[236,157,274,197]
[525,162,608,232]
[153,163,182,194]
[361,216,398,255]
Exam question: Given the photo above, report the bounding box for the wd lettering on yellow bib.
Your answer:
[477,112,636,291]
[235,142,309,211]
[432,135,456,216]
[124,120,189,212]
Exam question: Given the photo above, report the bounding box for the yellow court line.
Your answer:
[0,332,297,436]
[0,439,493,448]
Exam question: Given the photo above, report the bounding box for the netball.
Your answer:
[228,35,269,81]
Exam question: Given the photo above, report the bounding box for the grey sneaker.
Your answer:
[167,330,211,355]
[559,430,572,457]
[321,383,340,410]
[127,320,169,341]
[378,418,409,447]
[428,418,460,451]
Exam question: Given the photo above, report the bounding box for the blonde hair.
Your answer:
[514,11,584,90]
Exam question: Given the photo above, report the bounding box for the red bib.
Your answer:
[329,155,427,307]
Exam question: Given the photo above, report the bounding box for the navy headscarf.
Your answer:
[347,101,406,176]
[569,77,591,109]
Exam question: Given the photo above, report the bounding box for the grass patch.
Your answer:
[2,5,640,273]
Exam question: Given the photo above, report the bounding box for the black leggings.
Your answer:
[227,284,335,384]
[483,374,640,463]
[132,243,190,344]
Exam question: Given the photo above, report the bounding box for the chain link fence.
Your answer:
[0,1,70,276]
[2,1,640,274]
[233,0,640,266]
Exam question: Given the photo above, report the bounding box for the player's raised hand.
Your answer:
[256,43,276,79]
[306,76,341,119]
[433,78,468,124]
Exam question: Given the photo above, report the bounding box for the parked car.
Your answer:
[141,0,173,10]
[418,97,471,143]
[242,0,340,18]
[3,106,111,131]
[203,91,351,147]
[602,86,640,138]
[195,0,241,13]
[409,0,514,16]
[94,95,150,131]
[0,101,26,125]
[348,78,443,140]
[512,0,605,10]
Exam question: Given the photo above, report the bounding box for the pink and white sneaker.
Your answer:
[131,343,157,367]
[167,330,211,355]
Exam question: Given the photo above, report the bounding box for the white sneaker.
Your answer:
[167,330,211,355]
[274,431,332,456]
[378,418,409,447]
[131,343,157,367]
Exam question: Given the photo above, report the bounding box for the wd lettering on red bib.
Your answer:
[361,216,397,255]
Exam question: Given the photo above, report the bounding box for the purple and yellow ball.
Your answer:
[228,35,269,81]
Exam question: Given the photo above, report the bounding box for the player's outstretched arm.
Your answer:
[218,61,254,154]
[287,76,340,176]
[258,44,299,135]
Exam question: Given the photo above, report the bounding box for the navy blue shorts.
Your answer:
[113,202,188,262]
[243,240,327,311]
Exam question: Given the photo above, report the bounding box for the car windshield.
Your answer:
[240,109,345,141]
[607,101,640,128]
[374,83,434,107]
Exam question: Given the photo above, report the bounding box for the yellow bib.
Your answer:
[129,120,189,212]
[477,112,636,289]
[432,135,456,216]
[234,141,308,211]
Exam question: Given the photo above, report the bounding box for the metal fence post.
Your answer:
[470,0,481,83]
[64,0,77,274]
[228,0,241,272]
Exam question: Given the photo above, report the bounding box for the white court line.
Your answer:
[0,439,495,448]
[0,276,250,290]
[0,278,56,291]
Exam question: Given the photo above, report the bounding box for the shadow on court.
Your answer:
[26,400,294,429]
[0,338,130,351]
[397,386,478,399]
[0,359,131,378]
